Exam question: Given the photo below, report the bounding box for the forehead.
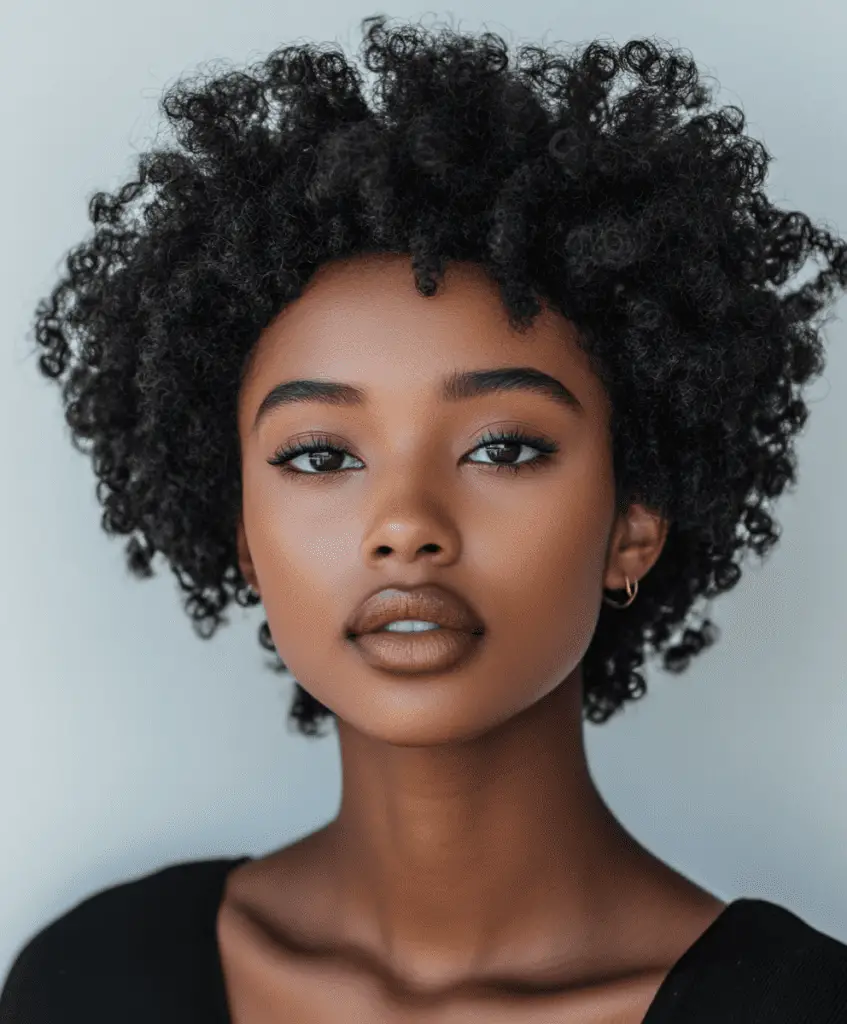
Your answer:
[240,253,604,415]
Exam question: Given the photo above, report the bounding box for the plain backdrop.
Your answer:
[2,0,846,988]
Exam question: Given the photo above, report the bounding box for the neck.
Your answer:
[314,669,671,991]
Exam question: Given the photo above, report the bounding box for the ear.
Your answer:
[603,503,670,592]
[236,514,260,595]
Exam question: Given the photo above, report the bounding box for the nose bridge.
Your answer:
[359,451,461,561]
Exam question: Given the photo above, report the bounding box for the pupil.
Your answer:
[311,451,341,470]
[488,443,519,463]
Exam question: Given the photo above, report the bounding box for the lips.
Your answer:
[352,627,484,675]
[344,583,486,638]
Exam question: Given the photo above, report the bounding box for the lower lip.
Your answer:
[350,627,485,675]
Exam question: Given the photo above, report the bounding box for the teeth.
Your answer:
[380,620,442,633]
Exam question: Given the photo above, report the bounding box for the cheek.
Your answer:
[481,462,609,597]
[244,499,352,645]
[495,530,605,668]
[470,479,611,680]
[246,473,350,576]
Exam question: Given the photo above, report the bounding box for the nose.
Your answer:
[362,515,460,567]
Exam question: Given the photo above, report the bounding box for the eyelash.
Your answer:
[267,428,559,479]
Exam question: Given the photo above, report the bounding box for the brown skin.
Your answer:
[221,252,726,1021]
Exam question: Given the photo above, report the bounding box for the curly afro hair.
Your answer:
[31,15,847,738]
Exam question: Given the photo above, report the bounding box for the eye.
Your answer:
[465,428,559,473]
[267,433,361,476]
[267,428,559,477]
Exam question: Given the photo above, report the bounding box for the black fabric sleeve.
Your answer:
[0,858,245,1024]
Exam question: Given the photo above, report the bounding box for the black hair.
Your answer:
[31,14,847,737]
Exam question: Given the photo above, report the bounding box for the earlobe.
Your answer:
[604,504,669,591]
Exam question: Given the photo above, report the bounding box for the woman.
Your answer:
[3,14,847,1023]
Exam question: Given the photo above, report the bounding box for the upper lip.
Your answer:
[345,582,486,637]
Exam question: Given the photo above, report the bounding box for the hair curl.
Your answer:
[31,15,847,737]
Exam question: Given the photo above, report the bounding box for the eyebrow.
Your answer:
[252,366,584,433]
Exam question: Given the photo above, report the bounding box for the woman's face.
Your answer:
[236,253,666,746]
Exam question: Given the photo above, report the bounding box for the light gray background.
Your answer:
[2,0,846,988]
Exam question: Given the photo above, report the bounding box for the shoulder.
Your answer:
[734,897,847,971]
[663,898,847,1021]
[761,900,847,1012]
[0,856,248,1023]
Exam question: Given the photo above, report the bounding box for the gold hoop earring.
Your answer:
[602,575,638,609]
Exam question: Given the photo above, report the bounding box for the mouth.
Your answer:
[343,582,486,674]
[348,626,485,676]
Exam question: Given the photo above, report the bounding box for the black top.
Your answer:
[2,856,847,1022]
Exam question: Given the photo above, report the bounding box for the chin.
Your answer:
[331,685,523,748]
